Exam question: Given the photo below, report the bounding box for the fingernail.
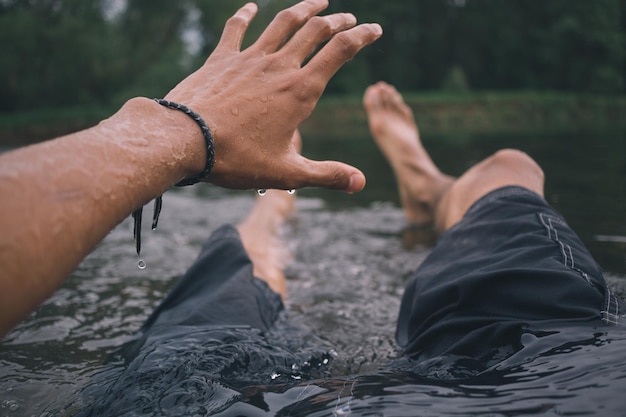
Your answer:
[372,23,383,36]
[348,174,365,193]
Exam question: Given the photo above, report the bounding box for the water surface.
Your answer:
[0,131,624,416]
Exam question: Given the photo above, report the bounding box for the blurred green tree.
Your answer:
[0,0,129,111]
[328,0,625,94]
[0,0,623,113]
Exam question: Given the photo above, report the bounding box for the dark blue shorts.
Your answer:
[396,186,625,362]
[78,227,318,416]
[79,187,626,415]
[136,186,624,364]
[140,224,284,337]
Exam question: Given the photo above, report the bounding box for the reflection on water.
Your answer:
[0,132,624,416]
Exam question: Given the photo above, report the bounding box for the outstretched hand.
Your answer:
[165,0,382,193]
[0,0,380,337]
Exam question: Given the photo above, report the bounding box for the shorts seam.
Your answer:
[538,213,594,287]
[536,212,625,326]
[602,289,625,325]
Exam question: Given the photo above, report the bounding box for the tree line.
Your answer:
[1,0,624,113]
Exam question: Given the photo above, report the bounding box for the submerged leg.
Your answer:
[364,82,544,233]
[236,131,301,300]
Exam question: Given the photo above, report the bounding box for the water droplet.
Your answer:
[257,189,267,196]
[287,189,295,194]
[137,259,146,270]
[322,358,329,365]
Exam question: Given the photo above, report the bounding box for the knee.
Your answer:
[487,149,544,182]
[475,149,545,196]
[437,148,545,231]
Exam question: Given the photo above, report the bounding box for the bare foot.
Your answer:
[236,131,301,299]
[363,82,453,224]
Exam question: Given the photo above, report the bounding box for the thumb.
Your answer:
[296,157,366,193]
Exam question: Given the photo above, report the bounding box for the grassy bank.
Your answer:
[1,92,624,146]
[301,91,626,139]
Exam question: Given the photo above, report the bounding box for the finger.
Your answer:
[304,23,382,85]
[294,157,366,193]
[251,0,329,53]
[279,13,357,64]
[214,2,259,52]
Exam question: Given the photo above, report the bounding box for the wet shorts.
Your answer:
[140,225,284,337]
[135,186,625,365]
[396,186,626,362]
[78,228,316,416]
[78,187,626,415]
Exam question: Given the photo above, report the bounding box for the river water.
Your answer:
[0,131,624,416]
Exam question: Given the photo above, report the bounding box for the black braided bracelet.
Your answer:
[154,98,215,186]
[130,99,215,261]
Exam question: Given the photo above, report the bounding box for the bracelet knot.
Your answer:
[130,99,215,260]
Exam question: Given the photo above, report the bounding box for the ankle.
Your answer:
[400,172,454,225]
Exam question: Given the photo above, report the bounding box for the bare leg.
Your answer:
[236,132,300,300]
[364,82,545,234]
[364,82,453,226]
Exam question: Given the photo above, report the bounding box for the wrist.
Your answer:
[153,99,215,186]
[120,97,207,185]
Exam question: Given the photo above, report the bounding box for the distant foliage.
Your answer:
[0,0,623,112]
[327,0,625,95]
[442,66,470,93]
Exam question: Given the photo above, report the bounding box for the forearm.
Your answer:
[0,98,205,336]
[0,0,381,337]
